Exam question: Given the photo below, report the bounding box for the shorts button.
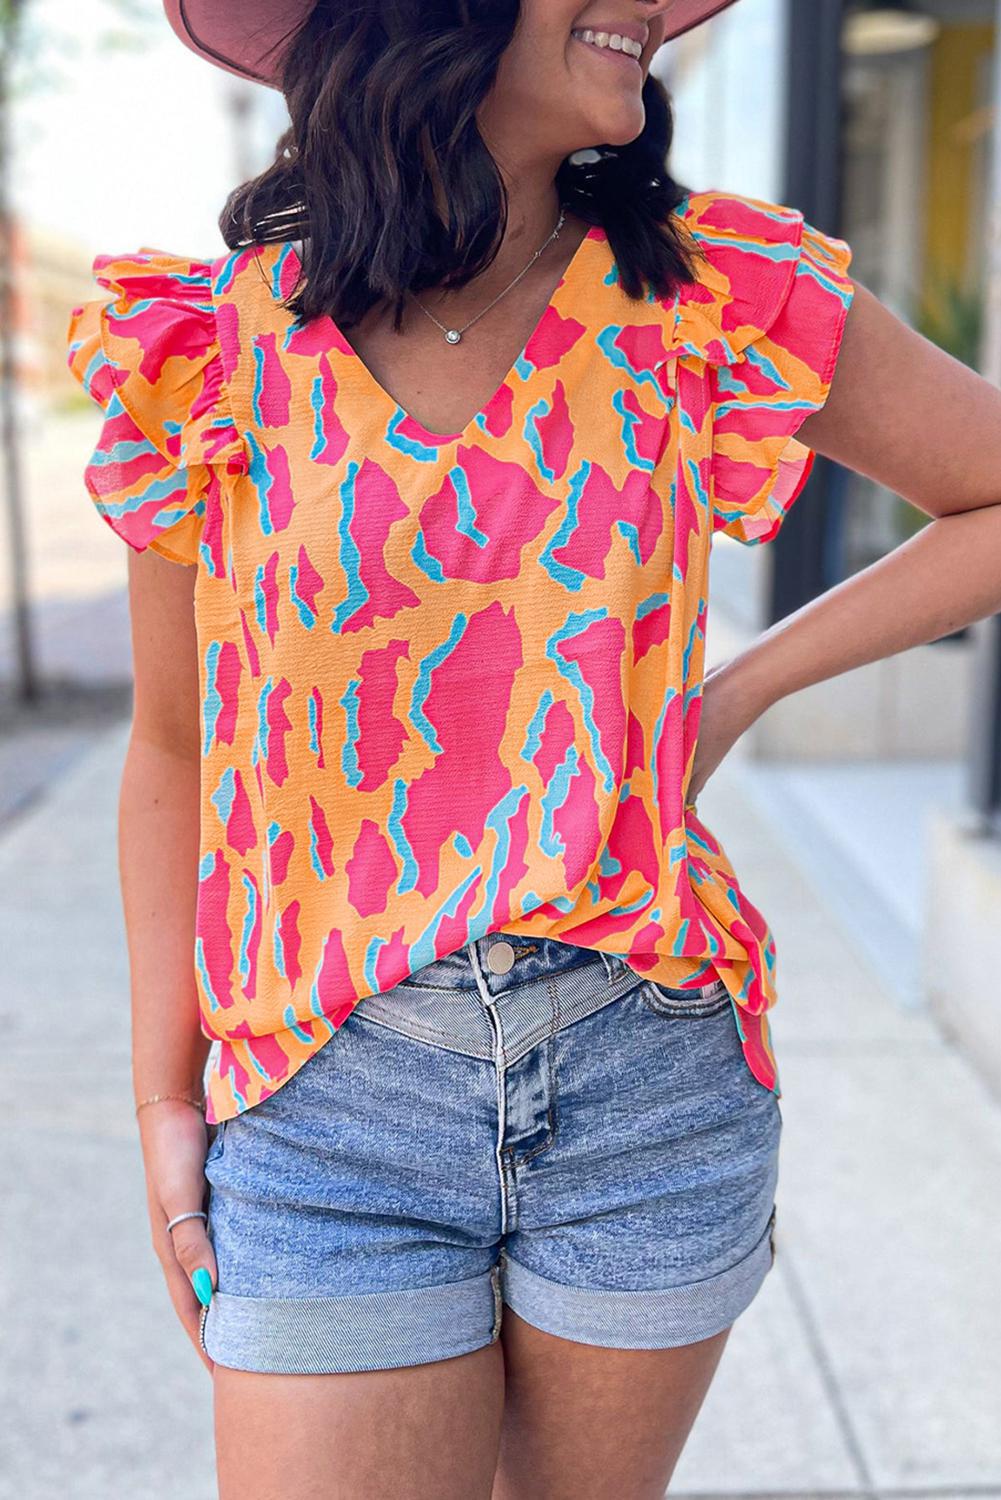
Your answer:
[487,940,516,974]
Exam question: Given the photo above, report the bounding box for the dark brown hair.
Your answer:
[220,0,706,331]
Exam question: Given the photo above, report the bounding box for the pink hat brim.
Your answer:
[163,0,741,89]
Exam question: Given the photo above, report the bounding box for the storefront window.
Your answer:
[838,2,996,581]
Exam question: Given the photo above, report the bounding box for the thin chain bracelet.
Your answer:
[135,1091,206,1116]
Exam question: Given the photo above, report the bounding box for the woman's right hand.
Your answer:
[138,1099,219,1375]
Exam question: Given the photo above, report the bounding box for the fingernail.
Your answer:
[192,1267,213,1307]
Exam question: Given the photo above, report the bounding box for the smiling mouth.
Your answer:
[570,27,644,65]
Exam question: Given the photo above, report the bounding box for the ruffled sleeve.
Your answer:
[65,250,247,568]
[673,191,855,546]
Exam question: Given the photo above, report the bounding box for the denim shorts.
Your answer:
[199,935,781,1375]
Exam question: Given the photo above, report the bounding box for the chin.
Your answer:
[585,108,646,148]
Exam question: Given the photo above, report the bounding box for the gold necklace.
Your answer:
[410,205,568,345]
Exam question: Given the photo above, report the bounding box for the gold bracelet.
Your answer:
[135,1091,205,1115]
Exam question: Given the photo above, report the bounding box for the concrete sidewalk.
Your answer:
[2,716,1000,1499]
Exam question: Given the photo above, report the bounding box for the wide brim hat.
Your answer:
[163,1,741,89]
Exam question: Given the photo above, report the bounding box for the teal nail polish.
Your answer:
[192,1267,213,1307]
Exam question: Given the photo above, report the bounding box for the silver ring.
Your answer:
[165,1209,208,1234]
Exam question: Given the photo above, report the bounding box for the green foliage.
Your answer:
[1,0,159,103]
[888,266,986,541]
[913,262,985,371]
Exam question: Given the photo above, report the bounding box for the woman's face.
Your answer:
[483,1,676,165]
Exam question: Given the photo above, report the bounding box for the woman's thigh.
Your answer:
[494,1310,732,1500]
[213,1340,506,1500]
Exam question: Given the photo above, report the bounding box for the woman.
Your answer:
[65,0,1001,1495]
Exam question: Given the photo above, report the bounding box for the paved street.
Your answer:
[0,410,134,830]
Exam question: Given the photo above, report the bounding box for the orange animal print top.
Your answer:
[66,189,855,1123]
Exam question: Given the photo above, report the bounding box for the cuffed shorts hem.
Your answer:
[500,1209,777,1350]
[202,1209,776,1374]
[201,1263,503,1376]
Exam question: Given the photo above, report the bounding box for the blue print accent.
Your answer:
[512,350,535,382]
[308,815,331,881]
[603,888,654,919]
[388,778,418,893]
[252,677,274,771]
[613,387,659,472]
[223,1066,248,1113]
[238,872,258,985]
[195,938,222,1015]
[480,786,530,922]
[637,590,670,620]
[330,463,370,633]
[289,562,316,628]
[410,615,468,755]
[547,608,615,794]
[796,253,854,306]
[211,251,241,298]
[410,528,446,582]
[385,409,447,462]
[685,456,711,525]
[250,340,270,428]
[308,372,329,461]
[520,690,555,762]
[615,519,641,565]
[451,465,489,547]
[539,460,588,591]
[307,694,321,760]
[339,678,362,788]
[595,325,670,400]
[539,743,579,859]
[201,641,223,758]
[281,1004,315,1045]
[253,563,269,636]
[649,686,678,811]
[210,766,237,829]
[244,431,279,537]
[405,867,485,972]
[524,397,555,484]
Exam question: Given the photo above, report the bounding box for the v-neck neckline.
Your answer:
[272,221,605,446]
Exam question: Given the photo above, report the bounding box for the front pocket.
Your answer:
[639,978,731,1019]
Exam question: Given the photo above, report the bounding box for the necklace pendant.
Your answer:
[445,328,462,345]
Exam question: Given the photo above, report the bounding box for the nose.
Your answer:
[633,0,672,52]
[635,0,675,45]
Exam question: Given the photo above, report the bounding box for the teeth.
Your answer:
[571,28,643,59]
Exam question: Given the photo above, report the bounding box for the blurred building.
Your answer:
[660,0,1001,1093]
[28,226,99,409]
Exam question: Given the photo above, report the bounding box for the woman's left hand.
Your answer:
[685,663,765,809]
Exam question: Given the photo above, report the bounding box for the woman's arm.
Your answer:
[121,548,218,1373]
[689,281,1001,799]
[122,547,206,1103]
[699,282,1001,750]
